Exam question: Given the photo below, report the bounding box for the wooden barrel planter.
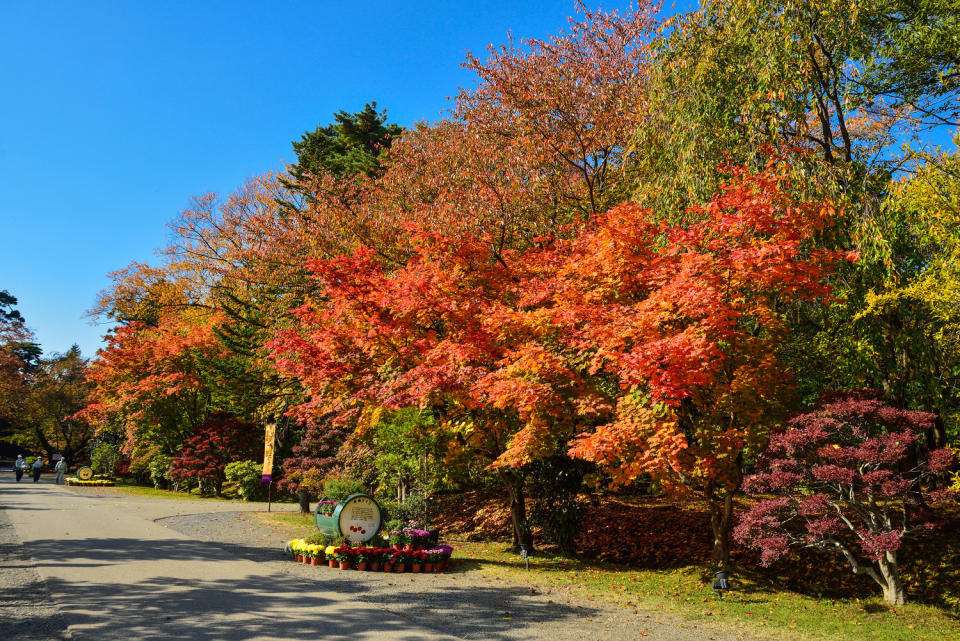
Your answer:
[314,493,383,544]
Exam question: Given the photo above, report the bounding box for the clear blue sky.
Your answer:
[2,0,669,358]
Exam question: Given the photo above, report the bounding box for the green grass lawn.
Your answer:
[105,479,235,501]
[105,479,295,503]
[261,512,958,641]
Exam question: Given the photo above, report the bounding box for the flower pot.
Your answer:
[311,557,321,565]
[439,559,449,571]
[394,564,405,573]
[357,561,369,571]
[328,559,337,568]
[394,543,404,551]
[339,561,353,570]
[424,563,434,573]
[384,563,393,572]
[370,562,380,572]
[404,544,414,552]
[411,564,422,573]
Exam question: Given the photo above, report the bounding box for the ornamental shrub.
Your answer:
[129,445,162,485]
[90,442,121,477]
[148,454,173,489]
[322,478,365,502]
[169,412,260,495]
[735,391,957,605]
[382,491,435,527]
[224,460,265,501]
[528,455,590,556]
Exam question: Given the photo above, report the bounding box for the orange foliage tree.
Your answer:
[557,164,853,566]
[78,313,224,453]
[269,3,657,545]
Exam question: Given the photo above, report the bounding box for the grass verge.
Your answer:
[261,512,957,641]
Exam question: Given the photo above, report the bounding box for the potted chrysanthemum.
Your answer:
[325,545,338,568]
[334,545,355,570]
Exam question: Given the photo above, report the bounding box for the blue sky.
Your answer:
[2,0,669,357]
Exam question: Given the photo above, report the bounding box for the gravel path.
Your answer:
[159,511,765,641]
[0,509,70,641]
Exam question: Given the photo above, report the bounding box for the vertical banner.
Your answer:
[261,422,276,483]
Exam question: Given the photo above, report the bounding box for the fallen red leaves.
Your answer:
[435,489,960,608]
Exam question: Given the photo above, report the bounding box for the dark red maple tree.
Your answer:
[169,411,261,495]
[734,391,957,605]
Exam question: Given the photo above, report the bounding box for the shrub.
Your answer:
[91,442,121,477]
[322,478,365,502]
[224,460,265,501]
[169,412,259,495]
[383,491,435,527]
[306,532,330,546]
[148,454,173,489]
[528,455,589,556]
[129,445,162,485]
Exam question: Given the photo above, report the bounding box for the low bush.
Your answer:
[224,460,265,501]
[148,454,173,489]
[91,442,121,477]
[322,478,365,502]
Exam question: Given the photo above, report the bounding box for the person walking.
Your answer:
[14,454,25,482]
[31,457,43,483]
[55,458,67,484]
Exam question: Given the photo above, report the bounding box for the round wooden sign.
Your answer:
[314,493,382,543]
[76,466,94,481]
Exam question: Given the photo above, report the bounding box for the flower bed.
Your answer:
[316,499,339,516]
[388,526,433,550]
[285,538,453,572]
[64,477,116,486]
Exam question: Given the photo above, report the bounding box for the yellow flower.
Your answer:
[325,545,337,555]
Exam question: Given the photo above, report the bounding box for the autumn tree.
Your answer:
[269,229,597,548]
[79,313,224,455]
[636,0,960,456]
[16,346,95,463]
[0,289,41,443]
[735,391,957,605]
[270,3,658,546]
[558,164,852,567]
[169,411,261,495]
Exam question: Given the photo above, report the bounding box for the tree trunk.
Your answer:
[298,489,310,514]
[709,490,734,569]
[500,469,533,551]
[878,554,906,605]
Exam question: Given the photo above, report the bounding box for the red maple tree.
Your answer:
[735,391,957,605]
[169,411,261,495]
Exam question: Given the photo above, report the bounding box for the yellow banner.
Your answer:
[262,422,276,481]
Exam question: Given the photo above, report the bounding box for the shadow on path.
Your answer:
[23,536,601,641]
